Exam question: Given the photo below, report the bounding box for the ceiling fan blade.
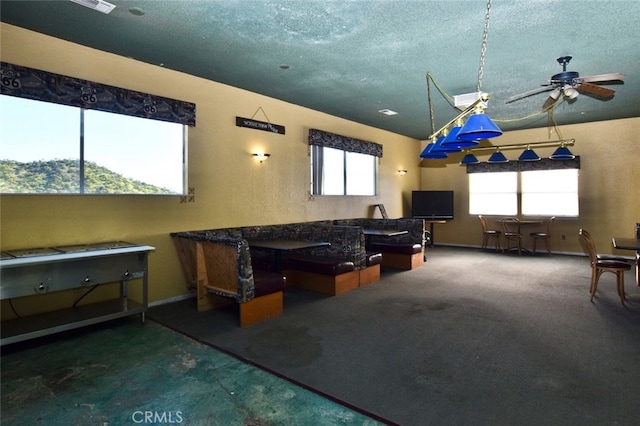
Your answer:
[542,96,555,110]
[579,73,625,83]
[505,85,553,104]
[577,82,616,99]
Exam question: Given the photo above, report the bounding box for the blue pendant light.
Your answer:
[420,139,447,159]
[518,146,541,162]
[487,149,508,163]
[460,151,479,165]
[441,124,481,148]
[431,133,462,153]
[549,144,575,160]
[457,107,503,141]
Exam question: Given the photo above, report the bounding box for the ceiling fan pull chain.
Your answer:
[476,0,492,93]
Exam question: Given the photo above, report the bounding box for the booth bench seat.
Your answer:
[370,242,423,270]
[360,251,383,286]
[282,255,359,296]
[334,218,426,270]
[171,233,285,327]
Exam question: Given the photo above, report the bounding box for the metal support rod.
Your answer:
[467,138,575,153]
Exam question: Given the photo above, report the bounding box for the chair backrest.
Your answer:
[578,229,597,265]
[501,217,520,234]
[478,215,488,232]
[545,216,556,234]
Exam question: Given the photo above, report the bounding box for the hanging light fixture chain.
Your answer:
[477,0,492,92]
[427,73,435,135]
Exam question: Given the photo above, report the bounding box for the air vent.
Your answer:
[69,0,116,14]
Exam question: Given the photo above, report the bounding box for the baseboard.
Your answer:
[149,292,195,308]
[429,243,625,259]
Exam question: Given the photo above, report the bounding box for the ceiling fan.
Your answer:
[505,56,625,109]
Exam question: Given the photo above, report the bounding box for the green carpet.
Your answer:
[1,319,383,425]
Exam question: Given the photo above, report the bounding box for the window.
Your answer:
[469,172,518,216]
[311,145,377,196]
[468,168,579,217]
[521,169,579,216]
[0,95,187,195]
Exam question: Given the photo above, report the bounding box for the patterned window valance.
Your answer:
[467,157,580,173]
[309,128,383,157]
[0,62,196,126]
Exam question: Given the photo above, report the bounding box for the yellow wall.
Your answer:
[419,118,640,254]
[2,24,639,318]
[0,24,420,314]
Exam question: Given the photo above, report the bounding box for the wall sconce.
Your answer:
[398,169,408,176]
[252,153,271,163]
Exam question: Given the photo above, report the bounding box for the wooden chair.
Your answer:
[579,229,631,305]
[529,216,555,255]
[478,215,501,251]
[501,217,522,255]
[580,229,630,263]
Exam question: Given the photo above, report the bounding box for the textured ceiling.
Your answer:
[2,0,639,140]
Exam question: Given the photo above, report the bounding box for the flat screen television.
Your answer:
[411,190,454,220]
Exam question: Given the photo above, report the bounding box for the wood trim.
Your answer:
[239,291,283,327]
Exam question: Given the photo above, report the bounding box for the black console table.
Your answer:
[0,241,154,346]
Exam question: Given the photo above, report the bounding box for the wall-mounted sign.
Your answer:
[236,116,285,135]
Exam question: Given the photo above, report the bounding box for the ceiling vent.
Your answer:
[69,0,116,14]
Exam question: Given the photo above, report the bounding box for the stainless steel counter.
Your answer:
[0,241,154,346]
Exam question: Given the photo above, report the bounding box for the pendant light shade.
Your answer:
[487,149,508,163]
[518,147,541,162]
[457,112,503,140]
[441,125,481,148]
[431,134,462,153]
[420,139,447,159]
[549,145,575,160]
[460,152,479,165]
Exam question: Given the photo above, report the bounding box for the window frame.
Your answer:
[468,171,518,216]
[468,168,580,218]
[520,169,579,217]
[310,145,378,196]
[0,94,188,195]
